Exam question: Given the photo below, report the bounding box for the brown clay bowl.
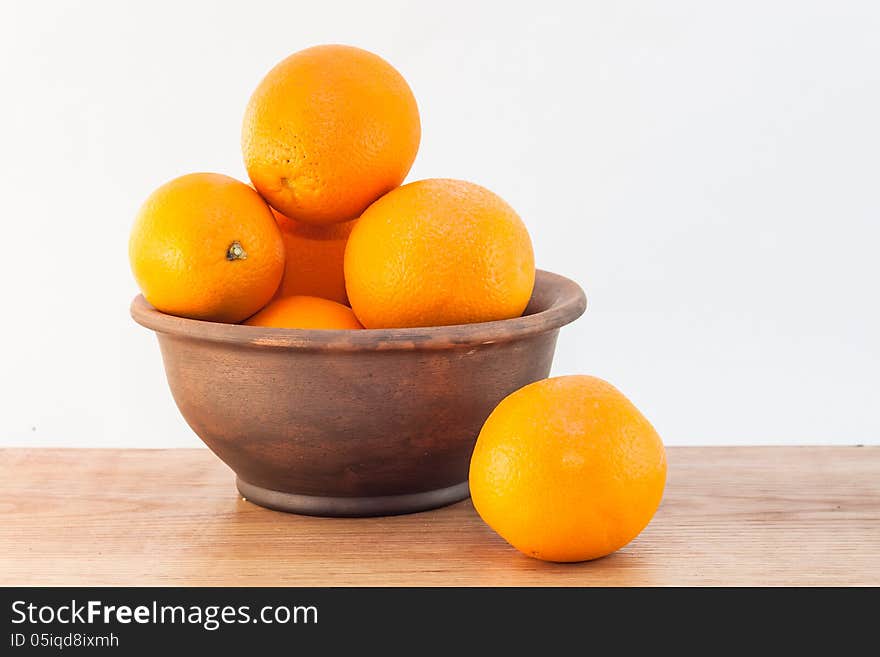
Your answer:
[131,269,586,517]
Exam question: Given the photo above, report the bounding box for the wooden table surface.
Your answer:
[1,447,878,586]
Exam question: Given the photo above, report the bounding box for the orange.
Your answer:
[272,209,355,304]
[469,375,667,562]
[129,172,284,323]
[242,44,420,225]
[244,295,363,329]
[344,179,535,329]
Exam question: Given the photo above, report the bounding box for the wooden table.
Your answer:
[1,447,877,586]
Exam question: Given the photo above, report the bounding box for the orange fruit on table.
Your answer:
[242,44,420,225]
[244,295,363,330]
[129,172,284,324]
[272,208,355,305]
[469,375,667,563]
[344,178,535,329]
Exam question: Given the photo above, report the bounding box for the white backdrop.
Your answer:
[2,0,878,447]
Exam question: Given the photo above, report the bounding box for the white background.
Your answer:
[1,0,878,447]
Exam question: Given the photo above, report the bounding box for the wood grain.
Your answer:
[1,447,878,586]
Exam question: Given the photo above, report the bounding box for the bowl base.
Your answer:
[236,478,470,517]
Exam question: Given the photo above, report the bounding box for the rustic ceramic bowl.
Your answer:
[131,269,586,517]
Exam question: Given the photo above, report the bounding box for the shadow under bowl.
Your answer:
[131,269,586,517]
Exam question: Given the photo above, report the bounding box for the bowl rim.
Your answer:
[130,269,586,351]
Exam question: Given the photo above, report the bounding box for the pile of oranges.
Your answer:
[130,44,533,332]
[129,45,666,563]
